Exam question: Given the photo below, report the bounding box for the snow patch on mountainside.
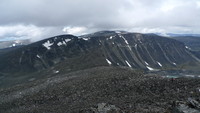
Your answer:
[54,70,59,74]
[82,38,90,41]
[125,60,132,67]
[157,62,162,67]
[145,61,149,65]
[146,66,155,71]
[119,35,129,45]
[106,59,112,65]
[173,62,177,65]
[65,39,71,42]
[43,40,54,50]
[57,42,63,46]
[36,55,40,58]
[119,35,132,50]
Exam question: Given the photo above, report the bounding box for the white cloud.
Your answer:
[0,25,64,42]
[197,1,200,8]
[0,0,200,41]
[62,26,87,35]
[0,25,42,40]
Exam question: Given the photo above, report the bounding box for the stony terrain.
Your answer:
[1,66,200,113]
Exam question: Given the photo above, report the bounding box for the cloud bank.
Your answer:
[0,0,200,41]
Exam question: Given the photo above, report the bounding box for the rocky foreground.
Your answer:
[0,67,200,113]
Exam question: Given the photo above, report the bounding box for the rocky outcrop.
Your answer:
[172,98,200,113]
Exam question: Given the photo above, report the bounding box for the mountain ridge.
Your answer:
[1,31,200,88]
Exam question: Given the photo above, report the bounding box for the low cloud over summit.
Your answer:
[0,0,200,41]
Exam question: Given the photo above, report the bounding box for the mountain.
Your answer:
[1,31,200,113]
[166,33,200,37]
[0,31,200,88]
[0,39,30,56]
[0,39,30,49]
[171,36,200,51]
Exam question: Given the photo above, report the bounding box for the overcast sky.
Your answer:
[0,0,200,41]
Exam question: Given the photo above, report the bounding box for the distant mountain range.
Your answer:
[0,39,30,49]
[156,33,200,37]
[167,33,200,37]
[170,36,200,51]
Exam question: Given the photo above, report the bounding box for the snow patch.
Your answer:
[57,42,63,46]
[115,31,122,34]
[106,59,112,65]
[12,44,16,47]
[119,35,131,50]
[185,46,191,49]
[184,75,195,77]
[127,46,132,50]
[138,38,142,43]
[172,62,177,65]
[120,35,129,45]
[65,39,71,42]
[135,44,137,48]
[125,60,132,67]
[165,75,179,79]
[36,55,40,58]
[15,40,20,44]
[146,66,155,71]
[43,40,53,50]
[157,61,162,67]
[144,61,149,65]
[83,38,89,41]
[117,63,120,66]
[62,41,66,45]
[53,70,59,74]
[110,36,113,39]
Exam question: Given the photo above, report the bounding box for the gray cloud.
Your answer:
[0,0,200,41]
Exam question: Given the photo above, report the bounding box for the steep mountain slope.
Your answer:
[0,31,200,88]
[88,32,200,70]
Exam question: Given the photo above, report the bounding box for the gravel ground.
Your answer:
[0,66,200,113]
